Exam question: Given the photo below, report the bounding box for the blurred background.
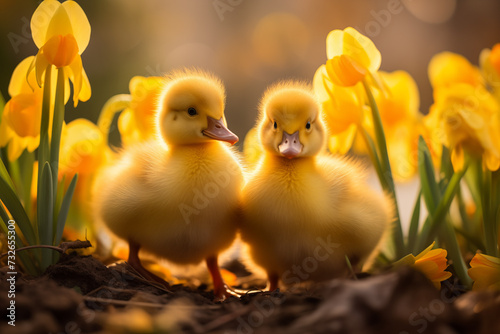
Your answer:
[1,0,500,146]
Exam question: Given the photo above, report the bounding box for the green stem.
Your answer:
[417,161,469,251]
[482,168,497,256]
[50,68,65,205]
[407,191,422,253]
[362,78,405,259]
[358,126,388,190]
[442,219,472,288]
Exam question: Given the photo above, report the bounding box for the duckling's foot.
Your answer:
[206,255,237,302]
[128,240,170,289]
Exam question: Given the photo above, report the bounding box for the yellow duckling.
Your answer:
[240,81,392,291]
[93,69,244,300]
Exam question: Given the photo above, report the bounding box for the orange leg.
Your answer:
[128,240,170,289]
[268,272,279,291]
[206,255,232,301]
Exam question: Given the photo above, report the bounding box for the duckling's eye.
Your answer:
[273,121,278,129]
[187,107,198,116]
[306,121,311,130]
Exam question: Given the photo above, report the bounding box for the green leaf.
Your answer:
[0,89,5,117]
[38,162,54,246]
[0,209,39,275]
[416,161,469,252]
[407,191,421,253]
[38,162,54,271]
[418,137,440,213]
[0,175,36,245]
[54,174,78,246]
[0,156,16,191]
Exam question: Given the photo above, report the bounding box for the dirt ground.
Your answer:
[1,251,500,334]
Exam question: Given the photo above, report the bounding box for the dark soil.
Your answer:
[1,252,500,334]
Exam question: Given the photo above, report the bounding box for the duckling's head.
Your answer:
[157,69,238,146]
[257,81,326,159]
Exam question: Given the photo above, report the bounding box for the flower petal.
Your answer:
[428,52,482,88]
[327,27,381,72]
[451,145,465,172]
[328,124,357,154]
[8,56,36,96]
[62,0,91,54]
[31,0,61,49]
[45,4,74,43]
[68,55,83,107]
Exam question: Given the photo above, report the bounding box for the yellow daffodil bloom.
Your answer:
[373,70,422,180]
[0,57,42,161]
[324,27,381,87]
[30,0,91,107]
[425,83,500,171]
[468,253,500,291]
[118,76,165,146]
[428,52,483,89]
[59,118,105,177]
[395,242,452,289]
[480,43,500,99]
[313,64,366,154]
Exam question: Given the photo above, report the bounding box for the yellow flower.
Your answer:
[1,56,62,161]
[59,118,105,177]
[313,64,366,154]
[425,83,500,171]
[468,253,500,291]
[395,242,452,289]
[30,0,91,107]
[324,27,381,87]
[118,76,165,146]
[0,58,41,161]
[480,43,500,98]
[428,52,483,89]
[373,71,422,180]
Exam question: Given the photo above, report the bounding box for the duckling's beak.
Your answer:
[279,131,303,159]
[203,116,239,145]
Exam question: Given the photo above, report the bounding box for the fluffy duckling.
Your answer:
[240,81,392,291]
[94,69,244,300]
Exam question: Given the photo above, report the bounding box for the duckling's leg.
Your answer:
[206,255,235,302]
[267,272,279,291]
[128,240,170,289]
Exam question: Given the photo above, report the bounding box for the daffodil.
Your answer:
[118,76,165,146]
[0,55,71,160]
[395,242,452,289]
[313,64,366,154]
[324,27,381,87]
[468,253,500,291]
[428,52,483,89]
[373,70,422,180]
[425,83,500,171]
[59,118,105,177]
[30,0,91,107]
[480,43,500,99]
[0,57,42,161]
